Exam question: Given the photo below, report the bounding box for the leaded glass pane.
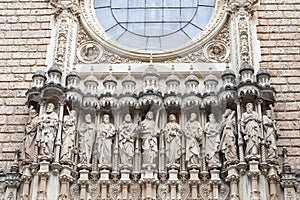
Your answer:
[94,0,215,50]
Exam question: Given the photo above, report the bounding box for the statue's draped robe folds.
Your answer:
[184,119,202,165]
[97,121,116,165]
[241,110,262,157]
[164,121,182,165]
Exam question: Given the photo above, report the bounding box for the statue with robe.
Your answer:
[79,114,96,164]
[97,114,116,166]
[118,114,136,166]
[163,114,182,166]
[263,109,278,160]
[37,103,59,157]
[219,109,238,163]
[241,103,262,158]
[204,113,221,167]
[23,106,39,163]
[184,113,202,166]
[61,108,76,163]
[140,111,158,165]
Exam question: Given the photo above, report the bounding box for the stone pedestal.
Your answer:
[210,169,221,200]
[58,165,72,200]
[78,168,89,200]
[37,161,50,200]
[21,166,32,200]
[189,169,199,200]
[226,165,240,200]
[249,160,261,200]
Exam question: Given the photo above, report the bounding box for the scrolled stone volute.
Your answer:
[239,62,254,83]
[32,70,46,88]
[47,65,62,85]
[256,68,270,87]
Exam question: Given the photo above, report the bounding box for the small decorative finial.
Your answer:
[150,53,153,64]
[109,65,113,75]
[90,66,94,74]
[190,64,194,74]
[171,65,175,74]
[226,62,230,69]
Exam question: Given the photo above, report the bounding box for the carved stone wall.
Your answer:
[0,0,300,199]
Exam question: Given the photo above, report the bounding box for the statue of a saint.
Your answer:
[97,114,116,165]
[118,114,136,166]
[79,114,96,164]
[241,103,262,158]
[204,114,221,166]
[219,109,238,163]
[140,111,158,165]
[61,108,77,163]
[263,110,278,160]
[37,103,59,157]
[184,113,202,166]
[163,114,182,166]
[23,106,39,163]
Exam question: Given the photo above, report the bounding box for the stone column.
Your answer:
[256,99,267,166]
[20,166,32,200]
[226,165,240,200]
[210,169,221,200]
[99,169,110,199]
[58,165,72,200]
[120,169,130,199]
[235,99,246,167]
[168,169,179,200]
[37,161,50,200]
[189,169,200,200]
[248,160,261,200]
[54,101,65,164]
[78,166,89,200]
[267,165,279,200]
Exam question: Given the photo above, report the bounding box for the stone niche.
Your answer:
[12,62,290,200]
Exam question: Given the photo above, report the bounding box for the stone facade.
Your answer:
[0,0,299,199]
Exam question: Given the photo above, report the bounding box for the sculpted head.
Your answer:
[168,114,176,122]
[208,113,216,123]
[146,111,154,120]
[124,114,132,122]
[46,103,55,113]
[103,114,110,124]
[246,103,254,113]
[85,114,92,123]
[190,113,197,121]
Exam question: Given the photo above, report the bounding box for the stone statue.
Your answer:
[219,109,238,163]
[241,103,262,158]
[140,111,158,165]
[163,114,182,166]
[61,108,76,163]
[184,113,202,166]
[118,114,136,166]
[204,113,221,167]
[37,103,59,157]
[79,114,96,164]
[263,110,278,160]
[97,114,116,166]
[23,106,39,163]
